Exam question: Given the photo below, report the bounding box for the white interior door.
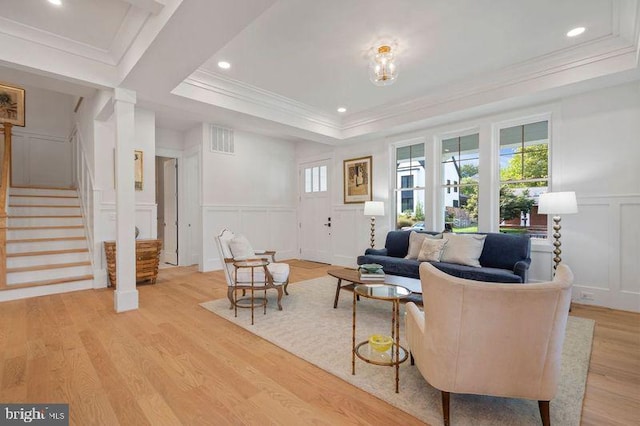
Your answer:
[299,160,332,263]
[163,158,178,265]
[184,151,201,266]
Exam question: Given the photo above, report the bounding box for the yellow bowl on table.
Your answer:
[369,334,393,352]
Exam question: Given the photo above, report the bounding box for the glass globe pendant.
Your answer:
[369,45,398,86]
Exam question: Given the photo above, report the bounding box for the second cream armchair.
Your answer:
[405,262,573,426]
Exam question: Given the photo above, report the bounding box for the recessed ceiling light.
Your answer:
[566,27,585,37]
[217,61,231,70]
[48,0,62,5]
[337,107,347,113]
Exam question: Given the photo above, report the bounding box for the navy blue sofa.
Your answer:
[357,231,532,283]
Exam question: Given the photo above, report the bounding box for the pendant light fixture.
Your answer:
[369,45,398,86]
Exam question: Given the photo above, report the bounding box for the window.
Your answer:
[441,134,479,232]
[304,165,327,193]
[499,120,549,238]
[401,176,414,211]
[395,143,425,229]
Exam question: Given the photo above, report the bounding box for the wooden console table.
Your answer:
[104,239,162,288]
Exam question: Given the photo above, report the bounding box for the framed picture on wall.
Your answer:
[343,155,372,204]
[134,150,143,191]
[0,83,25,127]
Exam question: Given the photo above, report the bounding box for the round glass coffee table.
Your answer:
[352,283,411,393]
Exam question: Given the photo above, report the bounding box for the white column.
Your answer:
[113,88,138,312]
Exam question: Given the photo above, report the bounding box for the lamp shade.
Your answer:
[538,192,578,215]
[364,201,384,216]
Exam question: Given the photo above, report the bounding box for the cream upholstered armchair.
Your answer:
[406,262,573,426]
[215,229,290,309]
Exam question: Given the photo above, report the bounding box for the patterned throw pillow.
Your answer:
[417,238,448,262]
[405,231,443,260]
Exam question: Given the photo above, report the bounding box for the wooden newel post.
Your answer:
[0,122,13,288]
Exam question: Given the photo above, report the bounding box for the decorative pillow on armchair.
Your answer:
[417,238,448,262]
[405,231,443,260]
[440,234,487,267]
[229,235,255,259]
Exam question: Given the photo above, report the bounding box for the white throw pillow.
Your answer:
[440,234,487,267]
[405,231,442,260]
[417,238,448,262]
[229,235,255,259]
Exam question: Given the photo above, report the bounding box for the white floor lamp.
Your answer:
[364,201,384,248]
[538,191,578,271]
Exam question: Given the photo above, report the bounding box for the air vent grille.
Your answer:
[209,125,234,154]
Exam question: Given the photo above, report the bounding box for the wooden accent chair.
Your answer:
[215,229,290,310]
[405,262,573,426]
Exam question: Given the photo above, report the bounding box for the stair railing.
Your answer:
[72,125,99,283]
[0,122,13,288]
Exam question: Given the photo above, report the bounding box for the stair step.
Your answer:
[8,225,84,231]
[7,249,90,268]
[9,187,78,197]
[9,196,79,206]
[7,226,84,240]
[7,263,93,285]
[10,194,78,199]
[8,206,81,216]
[5,274,94,290]
[8,216,83,227]
[7,237,87,253]
[7,248,89,257]
[8,261,91,273]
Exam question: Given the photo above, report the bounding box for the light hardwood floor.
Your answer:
[0,262,638,425]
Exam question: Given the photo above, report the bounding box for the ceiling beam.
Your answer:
[123,0,165,15]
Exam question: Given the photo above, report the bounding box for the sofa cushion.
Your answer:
[405,231,442,260]
[433,262,524,283]
[478,233,531,270]
[441,234,486,267]
[384,231,412,258]
[357,254,420,278]
[417,238,448,262]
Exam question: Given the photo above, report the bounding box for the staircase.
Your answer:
[5,186,93,289]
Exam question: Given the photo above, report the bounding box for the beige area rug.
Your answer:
[286,259,328,269]
[200,277,594,425]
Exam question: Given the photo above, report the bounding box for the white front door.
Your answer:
[163,158,178,265]
[299,160,332,264]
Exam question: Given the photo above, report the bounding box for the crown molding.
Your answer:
[178,69,342,137]
[0,6,150,66]
[342,36,638,135]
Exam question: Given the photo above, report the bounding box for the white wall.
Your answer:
[87,106,158,286]
[303,81,639,311]
[11,85,75,187]
[201,127,298,271]
[156,127,183,151]
[553,82,640,311]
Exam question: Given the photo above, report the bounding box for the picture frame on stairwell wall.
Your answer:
[134,150,143,191]
[112,149,144,190]
[344,155,372,204]
[0,82,25,127]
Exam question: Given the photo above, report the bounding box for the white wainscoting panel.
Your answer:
[619,201,640,307]
[331,205,388,267]
[93,202,158,287]
[565,195,640,312]
[11,131,73,187]
[202,205,297,272]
